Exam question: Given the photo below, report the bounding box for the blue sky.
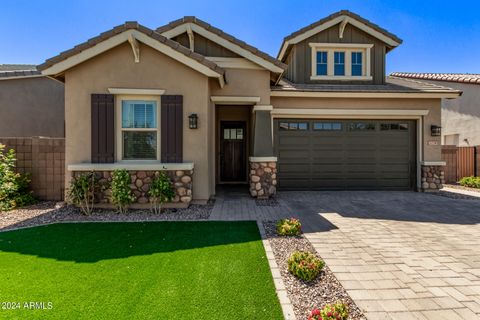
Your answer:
[2,0,480,74]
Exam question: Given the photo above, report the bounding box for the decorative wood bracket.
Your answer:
[128,34,140,63]
[186,25,194,51]
[339,17,349,39]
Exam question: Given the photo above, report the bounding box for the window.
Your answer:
[348,122,376,131]
[224,128,244,140]
[313,122,342,131]
[380,123,408,131]
[279,122,308,130]
[351,52,363,76]
[119,99,159,160]
[316,51,328,76]
[334,52,345,76]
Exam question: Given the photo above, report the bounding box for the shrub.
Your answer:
[459,176,480,189]
[148,171,175,214]
[0,144,35,211]
[111,169,135,214]
[308,302,349,320]
[67,172,99,215]
[277,218,302,236]
[287,251,324,282]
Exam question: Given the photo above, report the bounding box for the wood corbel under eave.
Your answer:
[186,25,195,51]
[339,17,349,39]
[128,33,140,63]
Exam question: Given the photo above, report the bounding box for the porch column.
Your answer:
[250,105,277,198]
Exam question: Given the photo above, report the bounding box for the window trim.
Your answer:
[309,43,373,80]
[115,94,161,162]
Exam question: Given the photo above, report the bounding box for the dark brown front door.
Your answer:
[220,121,246,182]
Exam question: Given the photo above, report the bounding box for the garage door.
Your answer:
[274,119,416,190]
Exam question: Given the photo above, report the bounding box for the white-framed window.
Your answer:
[115,95,161,161]
[309,43,373,80]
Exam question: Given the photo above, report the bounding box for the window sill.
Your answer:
[310,75,373,81]
[68,162,194,171]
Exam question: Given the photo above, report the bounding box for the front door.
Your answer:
[220,121,246,182]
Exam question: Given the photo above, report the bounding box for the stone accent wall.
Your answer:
[0,137,65,201]
[249,161,277,198]
[421,165,445,192]
[71,170,193,206]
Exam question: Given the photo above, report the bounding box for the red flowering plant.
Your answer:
[276,217,302,236]
[308,302,349,320]
[287,251,324,281]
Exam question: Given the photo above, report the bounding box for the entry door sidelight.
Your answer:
[220,121,247,182]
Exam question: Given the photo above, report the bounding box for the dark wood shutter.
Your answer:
[161,95,183,163]
[91,94,115,163]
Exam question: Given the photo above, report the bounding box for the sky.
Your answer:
[2,0,480,74]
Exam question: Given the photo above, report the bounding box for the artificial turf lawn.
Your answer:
[0,221,283,320]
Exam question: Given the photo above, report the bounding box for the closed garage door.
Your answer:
[274,119,416,190]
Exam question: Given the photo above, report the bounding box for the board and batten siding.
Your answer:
[284,23,387,85]
[172,32,240,57]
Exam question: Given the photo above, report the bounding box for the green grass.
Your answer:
[0,221,283,320]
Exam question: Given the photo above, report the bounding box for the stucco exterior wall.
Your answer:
[64,42,212,200]
[271,97,443,161]
[0,77,64,137]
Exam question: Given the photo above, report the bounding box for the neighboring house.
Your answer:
[35,10,460,205]
[0,64,64,137]
[391,73,479,147]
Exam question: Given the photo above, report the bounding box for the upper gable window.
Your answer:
[309,43,373,81]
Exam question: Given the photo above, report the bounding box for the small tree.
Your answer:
[148,171,175,214]
[0,144,35,211]
[111,169,135,214]
[67,172,98,215]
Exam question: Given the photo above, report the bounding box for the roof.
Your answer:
[156,16,287,72]
[37,22,225,80]
[391,72,480,85]
[270,76,462,98]
[278,10,403,61]
[0,64,41,79]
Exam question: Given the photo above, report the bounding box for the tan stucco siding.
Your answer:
[64,42,212,200]
[210,69,271,104]
[271,97,442,161]
[0,77,64,137]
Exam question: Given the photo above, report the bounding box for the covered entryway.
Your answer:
[274,119,416,190]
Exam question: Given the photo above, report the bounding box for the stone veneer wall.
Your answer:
[421,165,445,192]
[249,161,277,198]
[71,170,193,205]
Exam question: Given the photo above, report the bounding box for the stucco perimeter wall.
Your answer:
[64,42,212,200]
[271,97,442,161]
[0,77,64,137]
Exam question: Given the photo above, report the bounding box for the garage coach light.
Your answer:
[188,113,198,129]
[430,125,441,137]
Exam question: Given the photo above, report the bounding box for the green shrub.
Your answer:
[277,218,302,236]
[148,171,175,214]
[0,144,35,211]
[287,251,324,282]
[459,176,480,189]
[308,302,349,320]
[67,172,99,215]
[111,169,135,214]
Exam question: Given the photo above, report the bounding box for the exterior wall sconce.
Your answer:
[188,113,198,129]
[431,125,441,137]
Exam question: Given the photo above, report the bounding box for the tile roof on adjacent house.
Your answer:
[390,72,480,85]
[0,64,41,78]
[37,22,225,77]
[156,16,287,71]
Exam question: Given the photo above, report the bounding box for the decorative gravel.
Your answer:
[263,221,366,320]
[433,190,480,200]
[0,201,213,232]
[444,183,480,194]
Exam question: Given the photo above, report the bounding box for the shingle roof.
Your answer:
[271,76,462,95]
[156,16,287,72]
[37,21,225,77]
[0,64,41,79]
[390,72,480,85]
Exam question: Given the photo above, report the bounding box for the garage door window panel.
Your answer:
[348,122,376,131]
[313,122,342,131]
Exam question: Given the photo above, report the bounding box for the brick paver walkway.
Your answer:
[212,188,480,319]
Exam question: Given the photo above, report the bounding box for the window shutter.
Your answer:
[91,94,115,163]
[161,95,183,163]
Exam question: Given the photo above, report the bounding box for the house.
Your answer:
[36,10,461,205]
[390,73,479,147]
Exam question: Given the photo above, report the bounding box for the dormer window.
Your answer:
[310,43,373,80]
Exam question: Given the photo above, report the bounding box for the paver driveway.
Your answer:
[280,191,480,320]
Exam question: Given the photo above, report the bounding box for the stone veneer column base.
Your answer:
[249,158,277,198]
[421,165,445,192]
